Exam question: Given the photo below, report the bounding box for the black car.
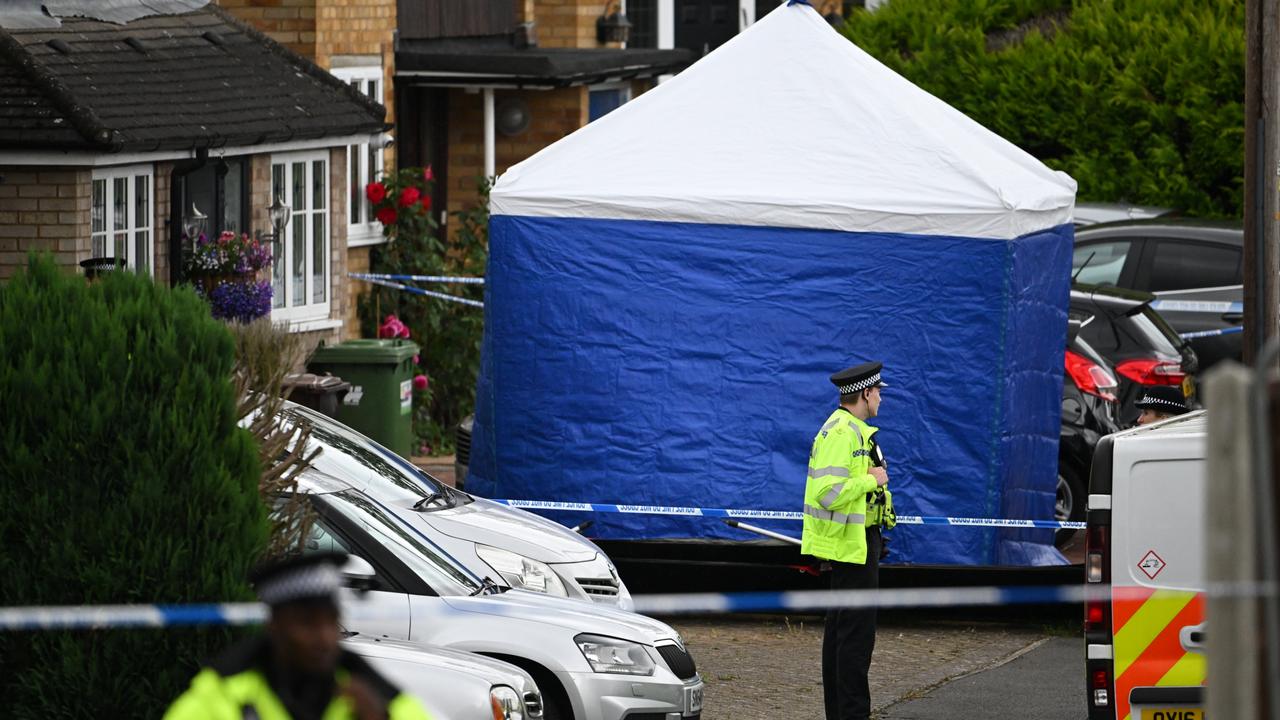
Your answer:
[1072,218,1243,369]
[1070,283,1198,425]
[1056,311,1122,535]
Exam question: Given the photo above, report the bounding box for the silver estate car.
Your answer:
[296,475,704,720]
[346,634,543,720]
[288,404,633,611]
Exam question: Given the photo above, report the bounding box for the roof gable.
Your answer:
[0,4,386,153]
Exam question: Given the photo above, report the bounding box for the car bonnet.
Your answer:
[441,588,677,644]
[342,634,535,691]
[391,496,598,564]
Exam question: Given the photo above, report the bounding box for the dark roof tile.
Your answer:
[0,5,385,152]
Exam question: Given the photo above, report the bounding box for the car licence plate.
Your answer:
[1140,708,1202,720]
[684,684,704,715]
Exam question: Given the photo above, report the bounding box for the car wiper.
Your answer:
[412,491,446,510]
[1072,251,1097,284]
[443,484,473,505]
[469,576,504,596]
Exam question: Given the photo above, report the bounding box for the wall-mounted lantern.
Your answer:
[596,2,632,44]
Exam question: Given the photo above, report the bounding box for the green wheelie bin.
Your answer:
[306,339,420,458]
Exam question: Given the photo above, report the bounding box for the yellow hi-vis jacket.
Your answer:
[163,637,431,720]
[800,408,895,564]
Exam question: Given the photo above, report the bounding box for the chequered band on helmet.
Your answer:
[838,372,882,395]
[1136,394,1186,411]
[257,563,342,606]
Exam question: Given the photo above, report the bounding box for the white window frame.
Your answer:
[587,81,633,122]
[91,164,155,276]
[332,63,386,247]
[269,150,331,324]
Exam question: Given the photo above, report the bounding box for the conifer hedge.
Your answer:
[841,0,1245,218]
[0,256,268,716]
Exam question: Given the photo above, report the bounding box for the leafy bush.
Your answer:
[360,175,489,454]
[841,0,1245,217]
[0,255,268,717]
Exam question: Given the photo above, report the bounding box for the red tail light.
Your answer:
[1091,670,1109,689]
[1115,358,1185,386]
[1084,525,1110,634]
[1065,350,1118,401]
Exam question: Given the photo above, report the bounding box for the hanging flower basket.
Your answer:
[184,231,274,322]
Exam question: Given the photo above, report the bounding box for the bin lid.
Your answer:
[282,372,352,391]
[308,339,420,365]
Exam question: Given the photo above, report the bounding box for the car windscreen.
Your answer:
[1078,303,1182,361]
[286,407,466,507]
[322,490,481,596]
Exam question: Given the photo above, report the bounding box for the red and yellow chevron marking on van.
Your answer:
[1112,587,1205,720]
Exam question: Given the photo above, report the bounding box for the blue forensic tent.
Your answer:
[469,2,1077,566]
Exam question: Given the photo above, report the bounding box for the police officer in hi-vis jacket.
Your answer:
[802,361,897,720]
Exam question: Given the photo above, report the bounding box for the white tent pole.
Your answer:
[483,87,496,184]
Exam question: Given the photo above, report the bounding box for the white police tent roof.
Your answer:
[490,1,1076,241]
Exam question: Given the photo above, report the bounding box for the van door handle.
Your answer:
[1180,624,1206,652]
[1222,311,1243,324]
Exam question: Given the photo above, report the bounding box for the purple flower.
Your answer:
[203,279,273,322]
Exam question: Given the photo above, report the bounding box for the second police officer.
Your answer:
[802,361,897,720]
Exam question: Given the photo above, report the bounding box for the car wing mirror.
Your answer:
[341,555,378,591]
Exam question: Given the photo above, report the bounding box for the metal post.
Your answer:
[1256,339,1280,720]
[483,87,496,183]
[1205,363,1262,719]
[1244,0,1280,365]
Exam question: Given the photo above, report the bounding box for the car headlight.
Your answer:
[574,634,656,676]
[476,545,568,596]
[490,685,524,720]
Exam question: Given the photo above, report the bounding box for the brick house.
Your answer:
[0,0,385,349]
[392,1,694,237]
[214,0,397,339]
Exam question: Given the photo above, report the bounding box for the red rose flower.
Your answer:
[397,187,421,208]
[423,165,434,183]
[412,374,429,392]
[366,182,387,205]
[375,206,398,226]
[419,194,432,212]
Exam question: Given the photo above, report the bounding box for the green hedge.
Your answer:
[0,256,268,717]
[841,0,1245,218]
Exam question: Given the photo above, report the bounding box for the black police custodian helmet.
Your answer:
[830,361,888,394]
[1133,385,1189,415]
[249,551,348,608]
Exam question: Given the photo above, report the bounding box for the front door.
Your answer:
[675,0,738,55]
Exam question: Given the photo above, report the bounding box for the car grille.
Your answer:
[575,576,620,599]
[523,691,543,718]
[455,423,471,466]
[656,643,698,680]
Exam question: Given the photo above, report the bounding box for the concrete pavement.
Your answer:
[877,636,1084,719]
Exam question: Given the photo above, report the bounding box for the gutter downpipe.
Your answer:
[169,147,209,287]
[483,87,496,191]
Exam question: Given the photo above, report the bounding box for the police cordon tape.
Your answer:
[491,499,1086,530]
[5,583,1278,630]
[1179,325,1244,340]
[1150,299,1244,314]
[351,272,485,285]
[348,273,484,308]
[0,586,1087,631]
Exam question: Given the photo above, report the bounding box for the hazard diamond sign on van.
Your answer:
[1138,550,1166,579]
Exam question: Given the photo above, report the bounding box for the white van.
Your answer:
[1084,410,1207,720]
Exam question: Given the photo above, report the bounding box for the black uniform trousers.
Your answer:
[822,525,881,720]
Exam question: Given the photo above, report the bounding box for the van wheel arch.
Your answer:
[479,653,575,720]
